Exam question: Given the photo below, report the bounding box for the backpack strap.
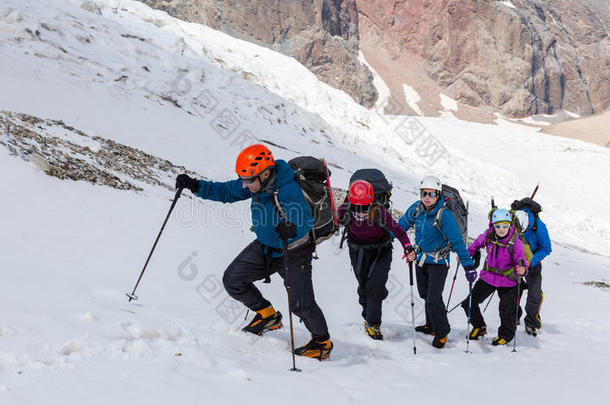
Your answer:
[271,190,284,219]
[271,189,311,253]
[339,201,352,250]
[433,204,446,234]
[413,202,451,266]
[339,224,349,249]
[485,230,518,279]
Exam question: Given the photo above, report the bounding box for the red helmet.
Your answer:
[348,180,374,206]
[235,144,275,178]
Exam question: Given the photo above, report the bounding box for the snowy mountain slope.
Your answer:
[1,1,610,404]
[1,0,610,255]
[2,131,610,405]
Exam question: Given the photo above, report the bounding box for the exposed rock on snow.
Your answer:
[583,281,610,290]
[0,111,203,191]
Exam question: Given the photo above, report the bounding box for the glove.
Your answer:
[176,174,200,193]
[403,244,415,262]
[472,250,481,269]
[275,221,297,240]
[464,265,477,283]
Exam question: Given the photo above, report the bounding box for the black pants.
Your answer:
[462,279,518,341]
[222,240,329,338]
[416,263,450,337]
[348,243,393,325]
[519,263,543,329]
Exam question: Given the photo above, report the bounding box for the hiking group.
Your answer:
[173,144,552,361]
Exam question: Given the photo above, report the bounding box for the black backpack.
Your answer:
[272,156,337,246]
[439,184,468,244]
[511,198,542,231]
[349,169,393,208]
[339,169,393,249]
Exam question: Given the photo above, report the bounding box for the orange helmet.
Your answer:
[235,144,275,178]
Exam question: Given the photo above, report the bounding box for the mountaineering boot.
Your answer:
[294,335,333,360]
[525,325,538,337]
[432,334,448,349]
[364,322,384,340]
[468,326,487,340]
[415,324,434,336]
[491,336,509,346]
[241,306,283,336]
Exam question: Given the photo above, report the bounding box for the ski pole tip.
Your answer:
[126,292,138,302]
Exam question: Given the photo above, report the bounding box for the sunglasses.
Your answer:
[420,191,439,198]
[350,204,371,214]
[240,175,260,184]
[494,224,509,230]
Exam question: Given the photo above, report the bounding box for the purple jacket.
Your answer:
[468,226,527,288]
[338,203,411,248]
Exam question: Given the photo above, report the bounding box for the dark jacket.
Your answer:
[338,202,411,247]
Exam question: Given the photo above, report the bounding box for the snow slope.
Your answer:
[1,1,610,404]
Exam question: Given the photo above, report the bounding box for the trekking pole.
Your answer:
[126,187,183,302]
[531,184,539,200]
[483,291,495,313]
[408,261,417,355]
[272,191,301,372]
[447,201,469,313]
[445,262,461,312]
[282,239,301,372]
[447,300,463,314]
[512,260,526,353]
[465,281,473,353]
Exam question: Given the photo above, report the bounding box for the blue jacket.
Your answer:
[194,160,313,257]
[523,209,552,268]
[398,198,474,267]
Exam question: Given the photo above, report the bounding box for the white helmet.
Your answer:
[514,210,529,232]
[419,175,442,191]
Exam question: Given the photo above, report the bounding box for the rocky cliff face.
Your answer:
[139,0,378,108]
[141,0,608,120]
[358,0,610,118]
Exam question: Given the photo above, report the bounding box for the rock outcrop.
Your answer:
[140,0,378,108]
[358,0,610,118]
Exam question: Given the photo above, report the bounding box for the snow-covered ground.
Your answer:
[1,1,610,404]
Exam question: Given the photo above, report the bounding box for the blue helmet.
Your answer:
[492,209,512,224]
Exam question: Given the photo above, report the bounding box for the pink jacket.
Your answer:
[468,226,527,288]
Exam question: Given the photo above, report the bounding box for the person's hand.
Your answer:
[403,244,416,262]
[472,250,481,269]
[464,265,477,283]
[175,174,199,193]
[516,266,526,276]
[275,221,296,240]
